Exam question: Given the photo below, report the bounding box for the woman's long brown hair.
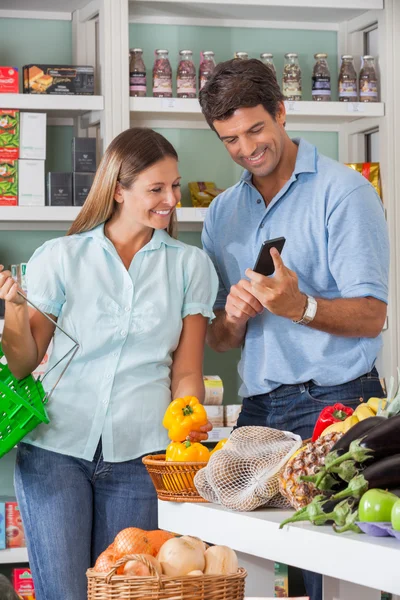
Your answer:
[67,127,178,237]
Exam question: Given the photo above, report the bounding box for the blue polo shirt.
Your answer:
[202,138,389,397]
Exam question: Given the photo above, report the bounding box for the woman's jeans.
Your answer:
[236,368,384,600]
[14,440,158,600]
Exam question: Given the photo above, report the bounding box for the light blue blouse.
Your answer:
[24,224,218,462]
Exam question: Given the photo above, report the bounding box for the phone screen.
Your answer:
[253,237,286,276]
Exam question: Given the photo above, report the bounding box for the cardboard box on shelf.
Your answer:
[20,113,47,160]
[47,172,72,206]
[73,172,94,206]
[203,375,224,405]
[224,404,242,427]
[23,64,94,95]
[0,159,18,206]
[204,405,224,428]
[0,66,19,93]
[72,137,96,172]
[12,568,35,600]
[6,502,26,548]
[19,160,45,206]
[0,110,19,160]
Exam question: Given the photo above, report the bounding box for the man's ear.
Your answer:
[276,101,287,127]
[114,182,124,204]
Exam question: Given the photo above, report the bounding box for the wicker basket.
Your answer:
[142,454,208,502]
[87,554,246,600]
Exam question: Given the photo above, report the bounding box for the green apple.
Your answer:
[359,489,399,522]
[391,499,400,531]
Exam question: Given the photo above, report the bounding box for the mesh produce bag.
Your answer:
[194,426,302,511]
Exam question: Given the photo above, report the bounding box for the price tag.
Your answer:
[347,102,365,113]
[176,208,182,220]
[161,98,177,110]
[195,208,208,221]
[285,101,301,113]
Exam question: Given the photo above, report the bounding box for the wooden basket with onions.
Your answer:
[87,534,247,600]
[142,453,208,502]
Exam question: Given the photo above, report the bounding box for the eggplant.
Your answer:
[359,414,400,461]
[330,416,386,457]
[332,453,400,501]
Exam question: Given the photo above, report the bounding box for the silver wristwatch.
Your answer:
[293,295,317,325]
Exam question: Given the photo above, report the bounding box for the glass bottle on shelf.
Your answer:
[129,49,146,97]
[234,52,249,60]
[338,55,358,102]
[312,53,331,102]
[260,53,276,76]
[177,50,196,98]
[282,53,302,101]
[359,55,378,102]
[199,51,216,91]
[152,49,172,98]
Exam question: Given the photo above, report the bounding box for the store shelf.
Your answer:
[0,94,104,117]
[130,98,385,127]
[206,427,232,442]
[128,0,383,26]
[0,206,207,231]
[0,548,29,564]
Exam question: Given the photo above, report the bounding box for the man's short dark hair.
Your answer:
[199,58,284,131]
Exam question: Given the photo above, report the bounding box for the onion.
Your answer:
[123,554,162,577]
[158,536,205,576]
[180,535,207,553]
[187,570,204,576]
[204,546,238,575]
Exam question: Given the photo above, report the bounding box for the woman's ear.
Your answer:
[114,183,124,204]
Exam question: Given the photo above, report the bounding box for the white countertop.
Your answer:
[158,500,400,596]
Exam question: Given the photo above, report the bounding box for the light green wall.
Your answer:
[129,23,338,101]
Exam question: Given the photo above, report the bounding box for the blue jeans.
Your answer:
[14,441,158,600]
[236,368,384,600]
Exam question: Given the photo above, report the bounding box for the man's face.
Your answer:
[213,104,286,178]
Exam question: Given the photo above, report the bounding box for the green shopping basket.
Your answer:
[0,291,79,458]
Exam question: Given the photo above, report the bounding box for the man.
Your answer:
[199,58,389,600]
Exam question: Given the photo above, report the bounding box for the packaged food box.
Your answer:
[203,375,224,405]
[224,404,242,427]
[19,160,45,206]
[73,172,94,206]
[0,110,19,160]
[0,502,5,550]
[23,64,94,95]
[20,112,47,160]
[0,66,19,93]
[188,181,224,208]
[345,162,382,199]
[0,159,18,206]
[204,405,224,428]
[12,568,35,599]
[47,172,72,206]
[6,502,26,548]
[72,136,96,172]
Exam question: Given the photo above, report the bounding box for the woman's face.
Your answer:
[115,155,181,230]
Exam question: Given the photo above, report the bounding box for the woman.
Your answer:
[0,128,218,600]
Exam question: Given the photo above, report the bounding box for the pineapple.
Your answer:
[279,432,342,510]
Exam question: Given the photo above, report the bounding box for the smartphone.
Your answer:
[253,236,286,276]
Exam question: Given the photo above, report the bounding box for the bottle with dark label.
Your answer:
[359,55,378,102]
[199,51,216,91]
[177,50,196,98]
[153,49,172,98]
[312,53,331,101]
[129,48,146,97]
[338,55,358,102]
[282,53,302,101]
[260,53,276,77]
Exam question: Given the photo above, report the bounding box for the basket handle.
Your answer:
[17,290,79,402]
[105,554,163,586]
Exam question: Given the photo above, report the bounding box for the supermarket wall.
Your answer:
[0,18,338,406]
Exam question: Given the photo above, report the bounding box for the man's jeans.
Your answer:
[236,368,384,600]
[14,440,158,600]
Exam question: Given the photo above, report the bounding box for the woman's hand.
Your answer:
[0,265,25,305]
[188,420,213,443]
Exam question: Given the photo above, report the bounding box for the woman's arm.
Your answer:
[171,313,212,442]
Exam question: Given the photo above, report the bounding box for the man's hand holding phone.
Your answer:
[225,279,264,324]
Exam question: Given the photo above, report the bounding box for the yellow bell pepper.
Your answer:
[163,396,208,442]
[165,440,210,463]
[210,438,228,456]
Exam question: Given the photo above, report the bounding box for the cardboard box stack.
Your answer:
[12,568,36,599]
[0,109,46,206]
[72,137,96,206]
